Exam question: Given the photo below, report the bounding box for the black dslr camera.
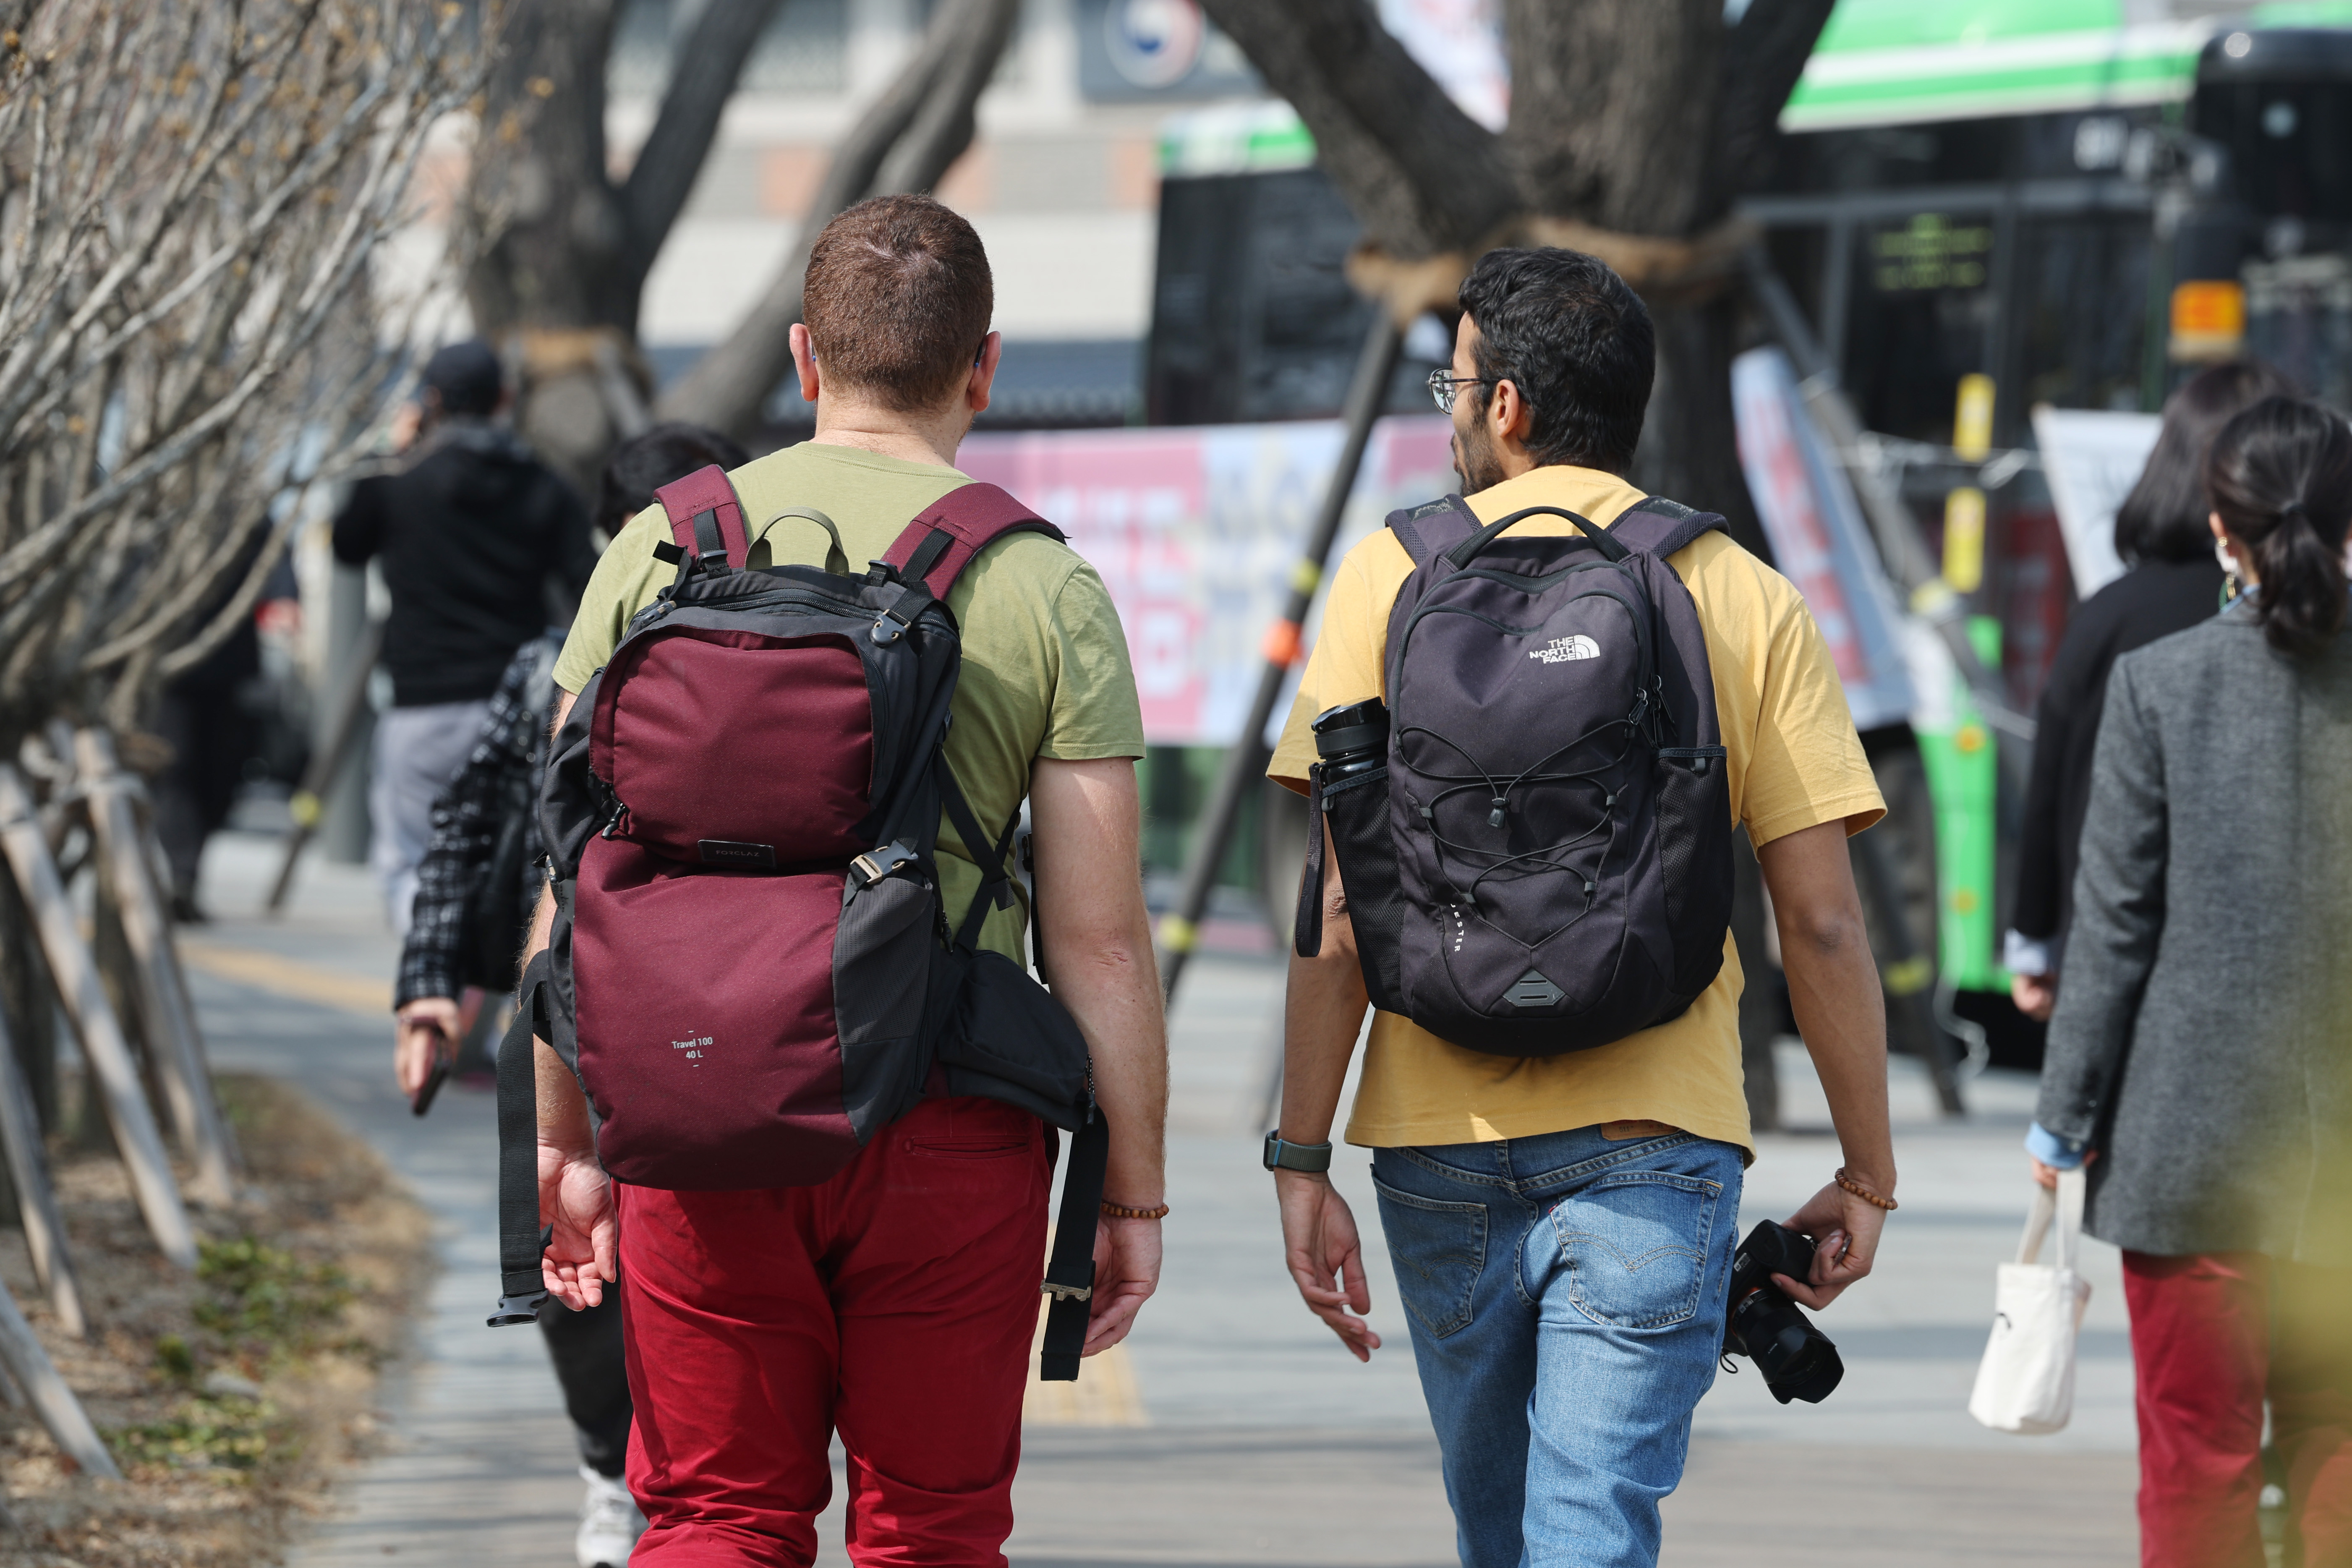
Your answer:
[1721,1221,1844,1404]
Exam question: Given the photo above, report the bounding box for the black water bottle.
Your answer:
[1312,698,1390,780]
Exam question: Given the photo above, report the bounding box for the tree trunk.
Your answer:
[655,0,1023,440]
[463,0,786,484]
[1197,0,1831,567]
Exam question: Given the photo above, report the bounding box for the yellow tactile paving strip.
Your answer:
[178,937,392,1016]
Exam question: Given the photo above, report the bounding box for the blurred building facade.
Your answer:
[614,0,1270,429]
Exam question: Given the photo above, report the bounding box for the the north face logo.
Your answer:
[1529,635,1600,664]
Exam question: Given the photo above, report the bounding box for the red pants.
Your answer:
[616,1097,1051,1567]
[2124,1251,2352,1568]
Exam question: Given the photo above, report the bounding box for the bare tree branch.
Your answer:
[618,0,789,290]
[873,0,1021,196]
[1701,0,1835,218]
[1194,0,1515,259]
[654,0,1019,439]
[0,0,490,744]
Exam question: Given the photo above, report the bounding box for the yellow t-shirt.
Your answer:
[556,442,1147,965]
[1267,464,1885,1155]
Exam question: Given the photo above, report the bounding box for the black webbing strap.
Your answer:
[1295,767,1326,959]
[870,531,956,645]
[938,761,1020,951]
[1040,1108,1108,1381]
[903,527,956,587]
[489,956,553,1327]
[692,507,730,568]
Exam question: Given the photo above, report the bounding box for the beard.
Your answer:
[1451,418,1508,495]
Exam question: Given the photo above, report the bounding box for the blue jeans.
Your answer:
[1370,1126,1744,1568]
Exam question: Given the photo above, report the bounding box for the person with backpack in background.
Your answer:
[2031,396,2352,1567]
[332,338,595,936]
[515,195,1167,1565]
[2005,359,2294,1022]
[1265,248,1897,1568]
[392,422,746,1568]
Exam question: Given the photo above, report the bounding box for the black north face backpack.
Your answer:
[1296,497,1736,1056]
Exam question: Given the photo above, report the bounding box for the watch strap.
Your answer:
[1263,1132,1334,1173]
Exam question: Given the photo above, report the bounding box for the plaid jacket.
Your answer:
[394,634,562,1009]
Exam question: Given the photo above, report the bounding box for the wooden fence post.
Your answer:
[0,765,196,1270]
[0,1006,84,1339]
[0,1277,117,1479]
[75,730,238,1205]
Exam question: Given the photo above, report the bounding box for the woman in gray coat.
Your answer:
[2031,397,2352,1568]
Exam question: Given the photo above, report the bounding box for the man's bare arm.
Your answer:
[1029,758,1166,1205]
[1028,757,1167,1352]
[1754,819,1895,1308]
[523,689,616,1309]
[1274,819,1381,1358]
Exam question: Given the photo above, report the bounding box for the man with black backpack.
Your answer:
[512,196,1166,1565]
[1266,248,1898,1567]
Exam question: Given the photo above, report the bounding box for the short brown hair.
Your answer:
[802,195,993,412]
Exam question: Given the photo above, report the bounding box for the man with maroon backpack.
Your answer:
[515,195,1167,1564]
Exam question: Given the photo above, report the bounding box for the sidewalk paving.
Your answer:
[180,829,2138,1566]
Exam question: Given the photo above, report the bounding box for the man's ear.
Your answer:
[1490,378,1533,446]
[967,330,1003,413]
[789,322,821,405]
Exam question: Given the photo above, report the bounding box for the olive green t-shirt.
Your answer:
[554,442,1145,964]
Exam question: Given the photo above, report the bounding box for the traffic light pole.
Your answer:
[1155,311,1406,1002]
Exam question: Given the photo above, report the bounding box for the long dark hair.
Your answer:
[2114,359,2298,564]
[2204,396,2352,658]
[595,422,751,539]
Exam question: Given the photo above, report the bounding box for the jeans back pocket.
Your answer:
[1370,1173,1487,1339]
[1549,1169,1721,1330]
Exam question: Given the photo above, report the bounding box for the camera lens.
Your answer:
[1730,1287,1844,1405]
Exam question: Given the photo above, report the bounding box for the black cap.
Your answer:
[421,339,503,416]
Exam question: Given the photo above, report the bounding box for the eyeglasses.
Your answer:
[1428,368,1498,414]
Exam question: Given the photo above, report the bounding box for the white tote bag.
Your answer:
[1968,1168,2094,1435]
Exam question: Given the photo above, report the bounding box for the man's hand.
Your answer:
[1773,1181,1888,1310]
[1276,1170,1382,1360]
[1084,1215,1162,1355]
[1756,821,1897,1314]
[2011,971,2056,1021]
[539,1138,615,1310]
[395,997,460,1096]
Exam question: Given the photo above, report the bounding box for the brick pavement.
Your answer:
[181,831,2138,1566]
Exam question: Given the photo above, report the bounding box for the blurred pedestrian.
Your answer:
[2007,360,2295,1020]
[332,339,593,936]
[2032,395,2352,1567]
[392,421,748,1568]
[152,541,300,921]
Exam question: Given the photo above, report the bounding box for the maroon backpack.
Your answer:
[490,466,1106,1381]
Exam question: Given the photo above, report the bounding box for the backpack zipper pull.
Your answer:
[601,800,632,840]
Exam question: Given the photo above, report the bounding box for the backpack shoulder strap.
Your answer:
[1609,495,1727,560]
[1387,494,1480,568]
[653,464,751,570]
[882,482,1068,599]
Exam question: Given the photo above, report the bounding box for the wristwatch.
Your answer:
[1263,1132,1334,1173]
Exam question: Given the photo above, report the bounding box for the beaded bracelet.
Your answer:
[1835,1168,1897,1211]
[1100,1200,1170,1220]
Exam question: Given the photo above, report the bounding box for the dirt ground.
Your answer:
[0,1072,431,1567]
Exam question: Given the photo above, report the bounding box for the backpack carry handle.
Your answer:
[1443,504,1631,570]
[752,507,851,576]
